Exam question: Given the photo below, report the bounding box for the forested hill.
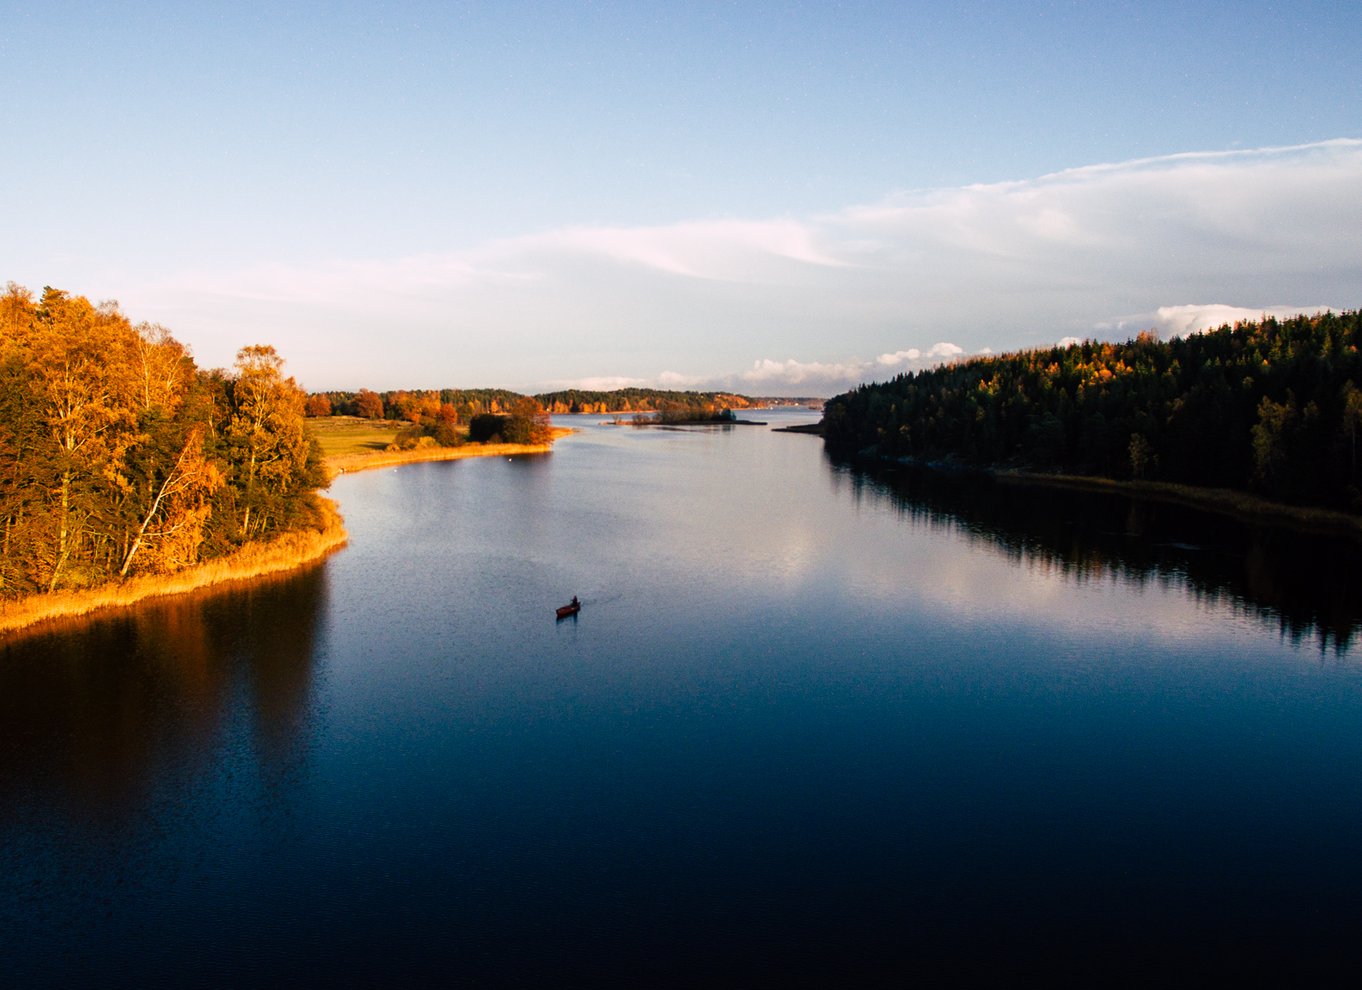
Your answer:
[0,284,327,598]
[822,311,1362,512]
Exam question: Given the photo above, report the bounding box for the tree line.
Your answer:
[532,388,753,415]
[305,387,527,423]
[822,311,1362,511]
[0,284,326,599]
[305,385,753,449]
[308,386,755,420]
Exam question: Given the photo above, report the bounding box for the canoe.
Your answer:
[556,601,581,619]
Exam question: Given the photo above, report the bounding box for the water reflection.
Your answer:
[830,456,1362,653]
[0,565,328,823]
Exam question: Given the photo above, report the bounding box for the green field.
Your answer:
[306,416,406,458]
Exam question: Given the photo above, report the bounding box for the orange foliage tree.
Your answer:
[0,283,326,598]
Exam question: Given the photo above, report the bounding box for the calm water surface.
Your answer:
[3,410,1362,985]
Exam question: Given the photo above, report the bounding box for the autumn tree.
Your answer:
[0,285,331,600]
[223,345,321,538]
[432,403,461,446]
[504,397,552,444]
[27,289,143,589]
[119,425,224,576]
[131,323,192,414]
[355,388,384,419]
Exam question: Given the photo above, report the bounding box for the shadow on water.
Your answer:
[829,454,1362,654]
[0,564,328,824]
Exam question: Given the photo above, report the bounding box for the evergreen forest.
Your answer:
[0,284,328,599]
[822,311,1362,511]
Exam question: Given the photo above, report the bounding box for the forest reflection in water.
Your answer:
[830,456,1362,655]
[6,418,1362,985]
[0,565,328,823]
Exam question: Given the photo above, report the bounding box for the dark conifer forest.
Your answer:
[822,311,1362,511]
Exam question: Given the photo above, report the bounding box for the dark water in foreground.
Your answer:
[3,410,1362,985]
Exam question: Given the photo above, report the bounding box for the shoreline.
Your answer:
[773,421,824,435]
[323,427,573,479]
[0,429,576,637]
[991,469,1362,540]
[831,438,1362,540]
[0,497,349,638]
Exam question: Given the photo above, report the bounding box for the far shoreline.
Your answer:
[991,469,1362,540]
[322,427,574,479]
[822,436,1362,541]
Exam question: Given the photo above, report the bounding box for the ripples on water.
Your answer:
[3,411,1361,985]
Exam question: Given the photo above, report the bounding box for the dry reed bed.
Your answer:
[0,498,349,635]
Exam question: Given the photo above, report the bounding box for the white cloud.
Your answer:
[500,218,845,282]
[740,357,866,386]
[551,375,649,392]
[106,138,1362,390]
[926,342,964,359]
[656,370,703,388]
[697,344,969,395]
[874,342,964,369]
[1056,336,1082,348]
[878,348,920,365]
[1149,303,1338,338]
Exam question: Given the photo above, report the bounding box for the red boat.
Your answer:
[556,597,581,619]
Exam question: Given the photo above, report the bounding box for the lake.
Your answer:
[3,409,1362,985]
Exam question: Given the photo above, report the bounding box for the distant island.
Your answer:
[821,310,1362,531]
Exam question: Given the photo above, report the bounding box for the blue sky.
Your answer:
[3,1,1360,394]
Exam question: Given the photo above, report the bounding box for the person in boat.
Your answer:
[570,596,579,608]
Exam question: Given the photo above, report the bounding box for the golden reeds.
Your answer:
[0,498,349,635]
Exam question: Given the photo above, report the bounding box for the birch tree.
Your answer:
[224,345,316,537]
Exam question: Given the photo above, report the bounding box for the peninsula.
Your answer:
[0,284,572,635]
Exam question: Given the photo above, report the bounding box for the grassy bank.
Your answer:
[322,426,573,477]
[307,415,406,459]
[0,498,348,636]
